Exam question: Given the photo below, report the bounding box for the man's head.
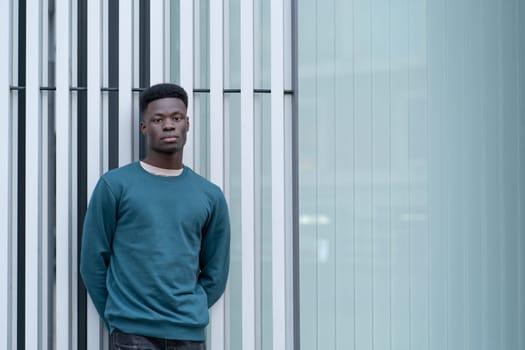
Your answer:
[139,83,190,157]
[139,83,188,114]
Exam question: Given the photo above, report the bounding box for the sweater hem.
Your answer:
[109,320,206,341]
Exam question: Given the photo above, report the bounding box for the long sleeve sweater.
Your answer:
[80,162,230,341]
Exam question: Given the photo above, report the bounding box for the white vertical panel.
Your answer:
[180,0,194,168]
[25,0,42,349]
[150,0,164,85]
[283,2,294,349]
[222,1,230,342]
[284,94,294,350]
[240,0,256,349]
[10,97,18,350]
[56,0,72,348]
[87,0,103,347]
[164,1,171,81]
[252,3,262,346]
[70,1,80,347]
[270,1,286,350]
[0,1,12,349]
[210,0,224,201]
[40,2,50,347]
[209,0,225,348]
[119,0,133,166]
[10,5,19,347]
[192,3,202,174]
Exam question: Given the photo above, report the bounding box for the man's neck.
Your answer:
[142,152,184,170]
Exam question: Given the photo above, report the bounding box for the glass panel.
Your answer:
[170,0,180,83]
[255,0,270,89]
[224,0,241,346]
[298,0,525,349]
[225,0,240,89]
[195,0,209,88]
[193,0,210,178]
[256,93,272,350]
[297,0,319,347]
[194,92,210,178]
[226,93,242,350]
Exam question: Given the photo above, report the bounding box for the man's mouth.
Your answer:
[161,136,178,142]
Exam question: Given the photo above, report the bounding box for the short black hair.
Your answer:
[139,83,188,114]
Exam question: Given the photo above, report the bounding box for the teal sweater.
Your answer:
[80,162,230,340]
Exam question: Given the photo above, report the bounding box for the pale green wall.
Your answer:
[298,0,525,349]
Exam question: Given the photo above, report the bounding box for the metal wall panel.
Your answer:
[270,0,287,349]
[70,2,80,348]
[180,0,194,168]
[209,1,226,348]
[55,0,73,349]
[86,0,104,347]
[1,1,296,349]
[240,0,256,349]
[25,0,42,348]
[0,1,13,349]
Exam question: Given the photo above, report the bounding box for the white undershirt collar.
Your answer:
[140,161,183,177]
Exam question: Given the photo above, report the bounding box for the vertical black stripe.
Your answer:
[108,0,119,169]
[291,0,300,349]
[17,1,27,349]
[77,1,88,349]
[139,0,150,160]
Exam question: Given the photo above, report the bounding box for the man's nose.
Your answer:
[163,119,176,130]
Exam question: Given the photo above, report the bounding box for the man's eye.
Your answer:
[153,118,162,123]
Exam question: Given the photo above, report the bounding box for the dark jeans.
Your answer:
[110,329,206,350]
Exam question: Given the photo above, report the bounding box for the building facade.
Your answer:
[1,0,524,350]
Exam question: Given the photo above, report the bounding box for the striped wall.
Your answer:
[0,1,296,349]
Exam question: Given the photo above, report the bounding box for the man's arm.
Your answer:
[198,191,231,308]
[80,178,117,326]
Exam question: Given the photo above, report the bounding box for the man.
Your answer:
[80,83,230,350]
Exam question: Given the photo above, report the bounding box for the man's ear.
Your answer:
[140,120,146,135]
[185,116,190,132]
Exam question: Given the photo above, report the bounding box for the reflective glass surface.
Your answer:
[298,0,525,349]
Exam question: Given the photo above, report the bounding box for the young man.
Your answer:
[80,83,230,350]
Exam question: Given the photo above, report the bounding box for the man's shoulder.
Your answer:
[185,167,224,195]
[102,162,137,177]
[99,162,139,186]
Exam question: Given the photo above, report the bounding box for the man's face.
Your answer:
[140,97,189,155]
